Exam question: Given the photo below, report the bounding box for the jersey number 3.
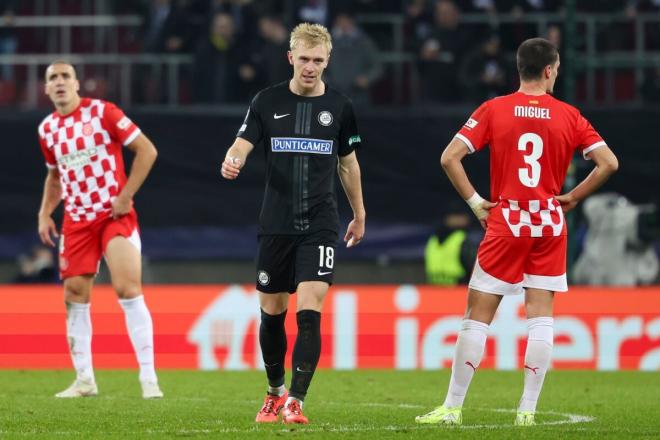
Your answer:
[518,132,543,188]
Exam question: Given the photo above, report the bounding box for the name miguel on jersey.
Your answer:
[514,105,551,120]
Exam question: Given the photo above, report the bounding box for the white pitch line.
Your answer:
[0,406,594,436]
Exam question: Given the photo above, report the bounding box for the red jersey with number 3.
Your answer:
[455,92,605,237]
[38,98,141,223]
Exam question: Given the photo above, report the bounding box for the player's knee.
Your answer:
[261,302,287,315]
[464,305,496,324]
[64,288,88,303]
[296,295,324,312]
[113,282,142,299]
[525,303,552,318]
[63,278,91,303]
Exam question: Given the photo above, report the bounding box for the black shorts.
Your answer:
[256,230,338,294]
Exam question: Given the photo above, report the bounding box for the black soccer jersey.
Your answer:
[237,81,362,235]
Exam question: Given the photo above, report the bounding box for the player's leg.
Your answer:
[255,235,295,422]
[282,232,335,424]
[448,289,502,404]
[56,224,101,398]
[516,235,566,425]
[103,214,162,399]
[281,280,327,425]
[415,288,500,425]
[256,291,290,422]
[516,288,554,426]
[417,235,530,424]
[56,275,98,398]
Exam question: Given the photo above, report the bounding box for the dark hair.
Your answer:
[44,60,77,80]
[516,38,558,81]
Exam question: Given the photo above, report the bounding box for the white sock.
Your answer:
[268,384,286,396]
[119,295,157,383]
[65,302,95,383]
[443,319,489,408]
[285,396,303,408]
[519,317,554,412]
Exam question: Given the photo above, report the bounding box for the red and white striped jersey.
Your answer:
[455,91,605,237]
[38,98,141,222]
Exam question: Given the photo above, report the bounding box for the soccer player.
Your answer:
[37,61,163,399]
[221,23,366,424]
[415,38,618,426]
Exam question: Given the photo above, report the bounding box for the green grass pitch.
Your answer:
[0,370,658,438]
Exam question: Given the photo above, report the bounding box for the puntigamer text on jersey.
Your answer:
[271,137,333,154]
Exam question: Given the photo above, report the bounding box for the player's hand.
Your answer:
[221,156,242,180]
[38,215,59,247]
[472,200,497,230]
[555,193,578,213]
[344,217,365,248]
[111,194,132,219]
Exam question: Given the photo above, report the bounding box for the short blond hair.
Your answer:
[289,22,332,54]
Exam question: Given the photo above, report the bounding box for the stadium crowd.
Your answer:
[1,0,660,106]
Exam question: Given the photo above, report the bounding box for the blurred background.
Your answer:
[1,0,659,286]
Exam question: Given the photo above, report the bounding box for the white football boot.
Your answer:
[55,378,98,398]
[141,381,164,399]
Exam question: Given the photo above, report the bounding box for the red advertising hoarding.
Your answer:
[1,285,658,370]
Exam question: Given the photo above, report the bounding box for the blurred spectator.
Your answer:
[497,0,561,52]
[295,0,330,26]
[416,0,470,102]
[578,0,626,12]
[458,0,497,13]
[545,24,563,96]
[295,0,400,27]
[546,23,561,49]
[136,0,195,104]
[142,0,194,53]
[424,211,481,285]
[496,0,561,12]
[193,12,256,103]
[404,0,434,50]
[13,245,57,284]
[573,193,659,286]
[626,0,660,50]
[459,33,509,102]
[0,0,17,80]
[642,67,660,102]
[325,12,383,106]
[211,0,259,43]
[254,15,291,87]
[579,1,635,51]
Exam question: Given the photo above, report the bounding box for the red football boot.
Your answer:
[255,391,288,423]
[282,399,308,424]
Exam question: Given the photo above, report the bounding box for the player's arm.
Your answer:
[113,133,158,218]
[38,168,62,247]
[221,137,254,180]
[556,145,618,212]
[441,137,497,229]
[337,151,366,248]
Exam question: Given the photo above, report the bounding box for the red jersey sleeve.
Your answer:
[574,113,605,160]
[38,132,57,169]
[455,100,491,153]
[102,102,141,146]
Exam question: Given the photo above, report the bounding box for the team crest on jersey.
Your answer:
[464,118,478,129]
[117,116,132,130]
[82,123,94,136]
[258,270,270,286]
[318,111,333,126]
